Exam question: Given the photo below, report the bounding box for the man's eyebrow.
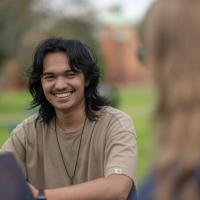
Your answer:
[42,72,54,76]
[42,69,74,76]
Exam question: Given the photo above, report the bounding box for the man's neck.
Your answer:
[55,108,86,133]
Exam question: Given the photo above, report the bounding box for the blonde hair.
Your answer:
[146,0,200,199]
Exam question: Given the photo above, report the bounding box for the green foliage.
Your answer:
[48,18,95,46]
[0,0,38,62]
[0,0,98,73]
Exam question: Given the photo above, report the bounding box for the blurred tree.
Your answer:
[0,0,47,89]
[49,18,94,46]
[48,18,96,51]
[0,0,100,89]
[0,0,40,65]
[44,0,98,51]
[45,0,104,75]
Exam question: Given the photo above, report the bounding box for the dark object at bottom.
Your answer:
[0,151,34,200]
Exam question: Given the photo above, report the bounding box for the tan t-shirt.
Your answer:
[2,106,137,189]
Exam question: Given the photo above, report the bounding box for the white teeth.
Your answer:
[55,92,71,98]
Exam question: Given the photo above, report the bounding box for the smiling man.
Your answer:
[2,38,137,200]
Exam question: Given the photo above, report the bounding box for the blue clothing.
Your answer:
[127,186,137,200]
[138,168,200,200]
[137,172,155,200]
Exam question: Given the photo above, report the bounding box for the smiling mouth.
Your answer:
[53,91,74,98]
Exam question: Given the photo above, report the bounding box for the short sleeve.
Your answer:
[104,112,137,183]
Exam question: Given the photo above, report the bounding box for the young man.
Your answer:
[2,38,137,200]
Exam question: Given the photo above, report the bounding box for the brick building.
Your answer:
[99,23,151,86]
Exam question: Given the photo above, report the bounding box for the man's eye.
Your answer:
[43,75,55,80]
[66,72,76,78]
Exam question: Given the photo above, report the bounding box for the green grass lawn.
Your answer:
[119,86,156,183]
[0,90,32,146]
[0,86,156,183]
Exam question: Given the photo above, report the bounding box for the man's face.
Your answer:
[41,52,88,114]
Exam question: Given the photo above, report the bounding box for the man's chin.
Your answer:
[54,105,72,112]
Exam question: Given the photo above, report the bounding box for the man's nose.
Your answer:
[55,76,67,89]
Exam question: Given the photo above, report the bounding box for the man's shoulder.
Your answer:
[19,113,39,126]
[98,106,135,134]
[22,113,39,124]
[12,113,40,133]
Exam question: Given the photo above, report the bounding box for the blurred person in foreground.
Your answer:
[138,0,200,199]
[1,37,137,200]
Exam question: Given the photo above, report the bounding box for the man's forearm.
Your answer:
[45,175,133,200]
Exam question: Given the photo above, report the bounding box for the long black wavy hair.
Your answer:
[28,37,110,123]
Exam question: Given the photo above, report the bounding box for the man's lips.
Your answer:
[52,90,74,98]
[55,92,71,98]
